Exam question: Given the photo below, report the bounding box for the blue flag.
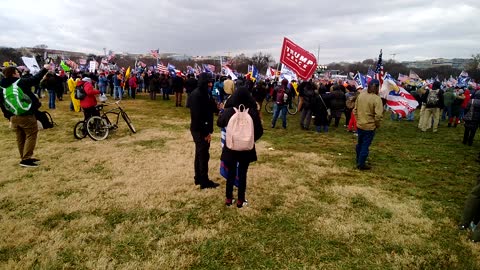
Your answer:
[167,63,176,77]
[202,64,213,73]
[458,76,470,88]
[354,72,367,89]
[252,65,259,79]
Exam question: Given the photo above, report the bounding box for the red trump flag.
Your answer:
[280,37,317,80]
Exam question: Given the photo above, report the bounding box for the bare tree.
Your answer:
[33,44,48,49]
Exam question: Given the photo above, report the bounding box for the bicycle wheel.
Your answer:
[121,112,136,133]
[265,100,274,114]
[288,98,298,115]
[73,121,87,139]
[86,116,109,141]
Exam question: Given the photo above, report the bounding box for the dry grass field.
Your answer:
[1,93,480,269]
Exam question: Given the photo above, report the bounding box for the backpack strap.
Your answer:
[238,104,246,112]
[0,79,20,91]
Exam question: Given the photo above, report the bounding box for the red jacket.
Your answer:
[129,76,137,88]
[78,80,100,109]
[462,89,471,109]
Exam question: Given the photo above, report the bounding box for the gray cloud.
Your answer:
[0,0,479,63]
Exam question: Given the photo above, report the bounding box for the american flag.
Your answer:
[375,49,384,86]
[409,70,420,80]
[151,49,159,59]
[157,63,168,73]
[386,88,419,117]
[194,63,202,75]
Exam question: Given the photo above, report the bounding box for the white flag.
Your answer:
[21,57,41,74]
[280,64,297,82]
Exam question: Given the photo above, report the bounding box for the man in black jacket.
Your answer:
[0,64,51,167]
[184,74,197,108]
[188,72,220,189]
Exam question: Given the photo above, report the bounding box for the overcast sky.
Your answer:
[1,0,479,63]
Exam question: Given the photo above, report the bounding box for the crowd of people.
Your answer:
[2,64,480,238]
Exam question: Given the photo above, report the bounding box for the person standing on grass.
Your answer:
[353,79,383,170]
[128,73,138,99]
[217,86,263,208]
[78,74,101,121]
[172,75,185,107]
[0,64,51,167]
[462,90,480,146]
[188,72,220,189]
[312,85,331,133]
[149,73,160,100]
[329,84,347,128]
[98,72,108,95]
[420,81,443,132]
[40,72,57,109]
[271,79,289,129]
[67,73,81,112]
[184,73,198,108]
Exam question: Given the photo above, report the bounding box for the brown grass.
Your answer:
[0,94,479,269]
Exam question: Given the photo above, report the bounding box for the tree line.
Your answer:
[1,47,478,82]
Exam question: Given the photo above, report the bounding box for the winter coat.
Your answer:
[0,68,47,119]
[98,75,108,87]
[128,76,137,88]
[185,77,198,94]
[462,89,471,109]
[172,76,184,93]
[188,73,217,136]
[79,78,100,109]
[68,78,81,112]
[217,87,263,163]
[312,91,331,126]
[464,91,480,124]
[443,88,455,107]
[329,89,346,112]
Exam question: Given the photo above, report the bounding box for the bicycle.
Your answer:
[264,95,298,115]
[74,101,136,141]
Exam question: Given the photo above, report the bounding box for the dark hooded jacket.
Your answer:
[464,90,480,125]
[0,68,48,120]
[217,87,263,163]
[188,73,217,136]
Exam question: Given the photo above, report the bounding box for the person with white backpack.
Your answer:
[217,87,263,208]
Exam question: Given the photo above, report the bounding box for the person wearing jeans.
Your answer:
[271,79,289,129]
[353,79,383,170]
[272,103,287,129]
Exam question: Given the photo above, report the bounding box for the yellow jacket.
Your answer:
[353,91,383,130]
[68,78,81,112]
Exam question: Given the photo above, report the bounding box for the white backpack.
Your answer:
[226,104,254,151]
